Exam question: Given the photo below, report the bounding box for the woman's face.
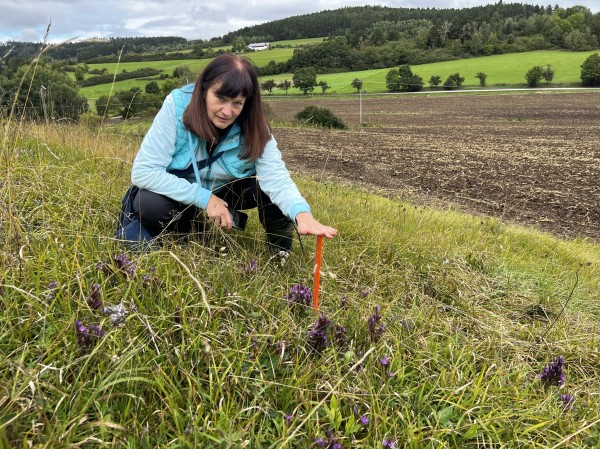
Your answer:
[205,85,246,129]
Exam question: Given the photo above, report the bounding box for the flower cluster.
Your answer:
[307,313,332,353]
[86,283,103,311]
[368,304,386,342]
[244,259,258,273]
[312,428,342,448]
[560,393,574,411]
[382,438,397,448]
[113,253,136,278]
[334,324,348,351]
[538,355,566,387]
[74,319,105,349]
[287,283,312,308]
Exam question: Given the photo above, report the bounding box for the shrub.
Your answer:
[295,106,346,129]
[581,53,600,87]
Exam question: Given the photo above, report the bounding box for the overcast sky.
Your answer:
[1,0,599,44]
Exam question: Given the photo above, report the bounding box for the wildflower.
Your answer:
[560,393,574,411]
[95,260,111,275]
[285,414,293,426]
[538,356,566,387]
[380,355,390,368]
[74,319,104,349]
[244,259,258,273]
[307,313,332,353]
[382,438,397,448]
[46,281,59,300]
[359,414,369,426]
[86,283,103,311]
[312,438,327,447]
[368,304,385,341]
[361,287,371,297]
[142,268,159,287]
[340,295,348,309]
[287,283,312,307]
[334,324,348,350]
[113,253,136,278]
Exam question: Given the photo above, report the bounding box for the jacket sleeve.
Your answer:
[254,135,311,221]
[130,95,213,209]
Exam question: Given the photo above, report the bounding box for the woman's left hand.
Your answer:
[295,212,338,238]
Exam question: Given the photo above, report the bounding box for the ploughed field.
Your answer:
[267,92,600,241]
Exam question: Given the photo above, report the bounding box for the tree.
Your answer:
[261,79,276,94]
[292,67,317,94]
[580,53,600,86]
[232,36,247,53]
[475,72,487,87]
[277,79,291,95]
[0,63,88,121]
[385,68,400,91]
[525,65,545,87]
[351,78,363,93]
[397,65,423,92]
[444,73,465,89]
[173,65,194,84]
[318,80,330,94]
[542,64,554,84]
[145,81,160,94]
[74,66,86,82]
[429,75,442,88]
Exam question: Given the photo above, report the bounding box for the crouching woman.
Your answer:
[116,53,337,251]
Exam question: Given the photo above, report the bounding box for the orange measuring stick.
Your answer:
[313,236,324,314]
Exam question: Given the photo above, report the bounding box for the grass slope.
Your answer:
[1,121,599,447]
[79,49,599,100]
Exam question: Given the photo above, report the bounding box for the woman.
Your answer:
[116,53,337,251]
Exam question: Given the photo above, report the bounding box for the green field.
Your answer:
[80,49,599,100]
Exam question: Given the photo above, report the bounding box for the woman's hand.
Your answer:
[295,212,338,238]
[206,195,233,229]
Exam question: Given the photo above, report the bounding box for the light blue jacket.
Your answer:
[131,85,311,221]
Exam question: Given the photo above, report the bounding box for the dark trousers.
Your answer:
[132,177,294,251]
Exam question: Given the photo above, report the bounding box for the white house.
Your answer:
[247,42,270,51]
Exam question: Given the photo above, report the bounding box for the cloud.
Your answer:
[0,0,599,43]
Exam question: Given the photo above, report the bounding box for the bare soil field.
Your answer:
[266,92,600,241]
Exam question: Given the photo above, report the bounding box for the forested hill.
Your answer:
[220,3,598,44]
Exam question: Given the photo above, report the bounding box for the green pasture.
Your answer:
[78,49,599,100]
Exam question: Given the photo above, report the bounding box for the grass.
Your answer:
[1,117,599,448]
[78,49,599,100]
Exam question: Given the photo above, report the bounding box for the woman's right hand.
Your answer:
[206,195,232,229]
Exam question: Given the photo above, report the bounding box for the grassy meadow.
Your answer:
[1,112,600,447]
[79,49,599,101]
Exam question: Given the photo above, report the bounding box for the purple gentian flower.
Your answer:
[538,356,566,387]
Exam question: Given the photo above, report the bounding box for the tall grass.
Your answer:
[1,120,600,448]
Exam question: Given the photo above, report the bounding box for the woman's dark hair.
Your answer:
[183,53,270,161]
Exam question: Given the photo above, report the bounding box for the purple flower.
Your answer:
[86,283,103,311]
[334,324,348,350]
[244,259,258,273]
[284,414,293,426]
[74,319,105,349]
[538,356,566,387]
[287,283,312,307]
[382,438,397,448]
[307,313,332,353]
[359,414,369,426]
[113,253,136,278]
[340,295,348,309]
[312,438,327,447]
[380,355,391,370]
[368,304,385,341]
[560,393,574,411]
[361,287,371,297]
